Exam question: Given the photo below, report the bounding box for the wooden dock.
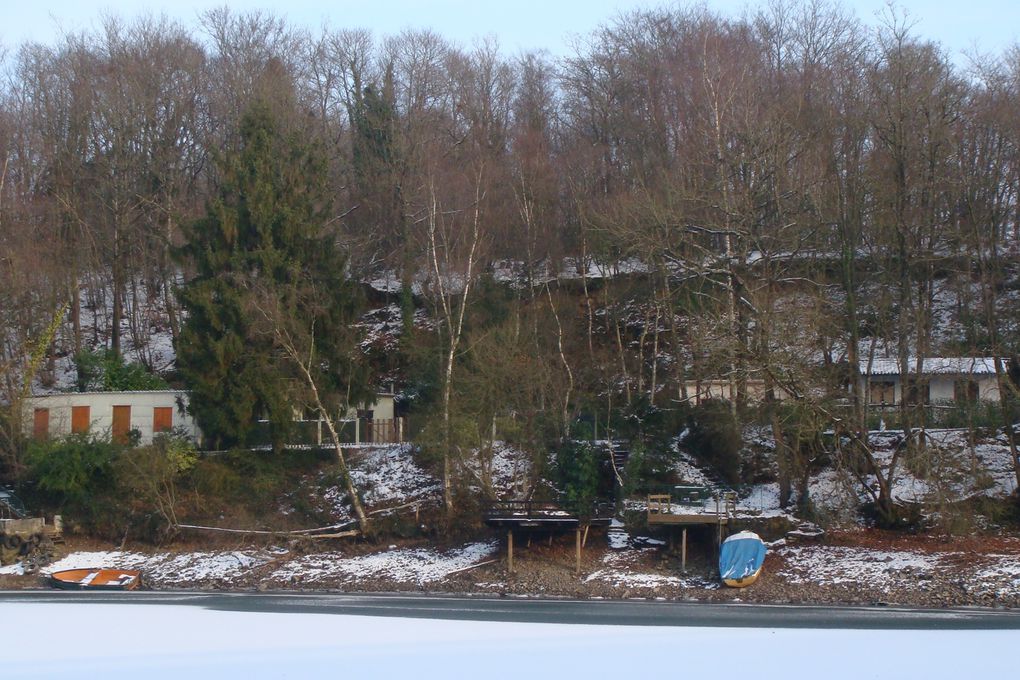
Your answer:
[483,500,613,529]
[646,493,730,526]
[482,499,613,575]
[645,487,736,573]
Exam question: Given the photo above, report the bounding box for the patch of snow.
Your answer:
[42,550,272,586]
[585,549,718,590]
[0,562,26,575]
[967,556,1020,598]
[317,444,441,520]
[775,545,943,591]
[270,542,497,586]
[463,441,533,498]
[607,531,630,550]
[350,444,442,509]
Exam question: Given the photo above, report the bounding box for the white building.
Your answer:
[859,357,1005,406]
[24,390,200,445]
[25,390,402,447]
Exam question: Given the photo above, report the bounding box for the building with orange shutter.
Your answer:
[23,390,200,445]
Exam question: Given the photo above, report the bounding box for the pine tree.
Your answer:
[176,102,368,449]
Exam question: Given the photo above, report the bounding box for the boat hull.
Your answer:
[49,568,142,591]
[723,566,762,588]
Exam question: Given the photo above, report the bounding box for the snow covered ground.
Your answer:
[269,542,496,586]
[585,548,716,591]
[773,542,1020,601]
[5,602,1018,679]
[0,542,500,589]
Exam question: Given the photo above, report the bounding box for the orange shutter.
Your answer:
[71,406,91,434]
[112,405,131,444]
[33,408,50,439]
[153,407,173,433]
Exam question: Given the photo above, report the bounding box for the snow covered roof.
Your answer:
[28,389,187,398]
[861,357,1005,376]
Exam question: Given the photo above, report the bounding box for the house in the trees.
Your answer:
[680,378,792,405]
[858,357,1006,406]
[24,390,200,445]
[25,390,404,447]
[290,391,404,445]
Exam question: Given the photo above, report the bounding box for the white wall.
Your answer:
[24,391,200,445]
[979,377,1001,401]
[860,375,1000,404]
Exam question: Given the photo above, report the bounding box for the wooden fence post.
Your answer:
[575,528,582,575]
[507,530,514,574]
[682,527,688,574]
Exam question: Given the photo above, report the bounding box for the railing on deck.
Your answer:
[647,485,736,519]
[265,416,407,447]
[483,499,614,523]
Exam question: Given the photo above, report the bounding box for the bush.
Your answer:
[23,434,123,530]
[683,399,742,486]
[74,348,168,392]
[115,433,198,539]
[555,440,602,516]
[621,441,677,496]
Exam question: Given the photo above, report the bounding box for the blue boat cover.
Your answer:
[719,531,767,580]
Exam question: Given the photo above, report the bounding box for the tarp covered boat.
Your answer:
[49,568,142,591]
[719,530,766,587]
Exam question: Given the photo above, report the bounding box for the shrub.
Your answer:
[23,434,123,530]
[74,348,168,392]
[555,440,601,516]
[683,399,742,486]
[622,441,677,496]
[115,432,199,538]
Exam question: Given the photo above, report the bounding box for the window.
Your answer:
[71,405,90,434]
[904,379,930,406]
[954,379,979,403]
[153,407,173,433]
[869,381,895,405]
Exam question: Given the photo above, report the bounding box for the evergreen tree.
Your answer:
[176,102,369,449]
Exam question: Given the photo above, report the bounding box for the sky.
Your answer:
[2,0,1019,63]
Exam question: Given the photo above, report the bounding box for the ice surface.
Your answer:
[4,602,1015,679]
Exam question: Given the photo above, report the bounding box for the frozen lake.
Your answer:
[4,597,1019,678]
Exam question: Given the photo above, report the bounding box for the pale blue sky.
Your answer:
[3,1,1018,62]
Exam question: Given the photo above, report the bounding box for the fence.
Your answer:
[253,417,407,447]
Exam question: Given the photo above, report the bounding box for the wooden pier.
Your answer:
[645,486,736,573]
[482,500,613,574]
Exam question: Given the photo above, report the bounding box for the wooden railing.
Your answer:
[360,417,405,444]
[647,486,736,518]
[482,499,614,522]
[277,416,407,446]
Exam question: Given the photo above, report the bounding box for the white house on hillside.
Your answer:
[24,390,403,447]
[24,390,200,445]
[859,357,1006,406]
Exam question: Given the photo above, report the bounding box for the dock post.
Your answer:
[681,527,687,574]
[508,530,514,574]
[575,528,582,575]
[716,496,723,549]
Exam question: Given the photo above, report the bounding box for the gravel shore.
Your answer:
[3,529,1018,609]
